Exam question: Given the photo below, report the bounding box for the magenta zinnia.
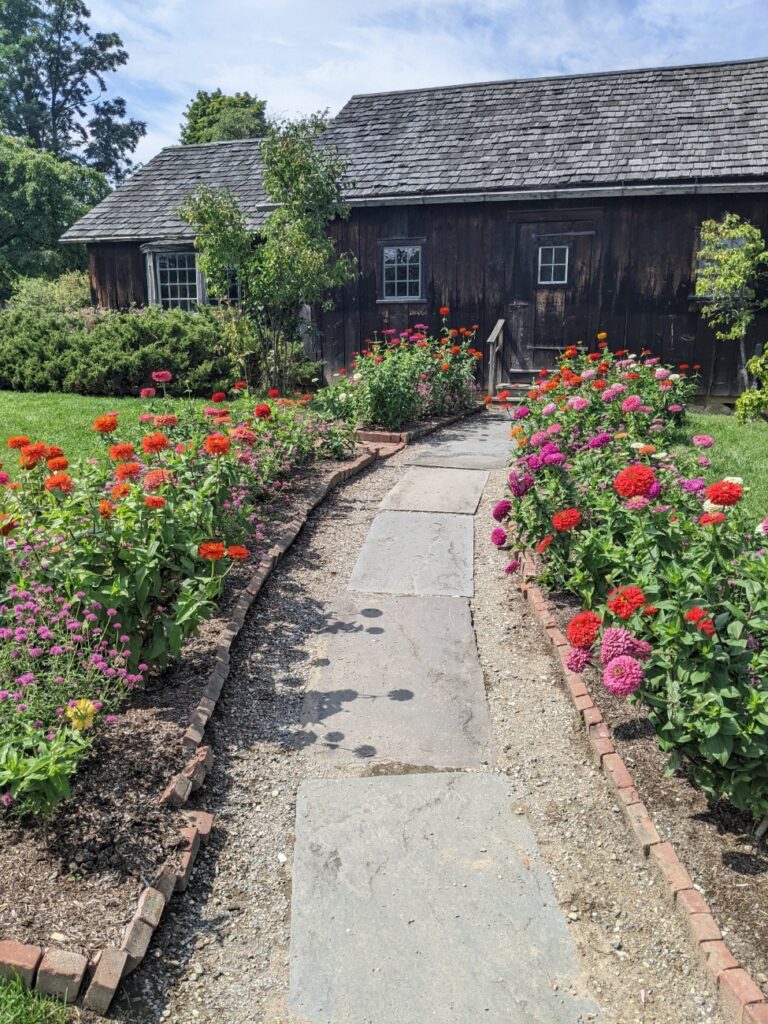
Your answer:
[603,655,644,696]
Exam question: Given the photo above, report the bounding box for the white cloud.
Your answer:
[87,0,768,165]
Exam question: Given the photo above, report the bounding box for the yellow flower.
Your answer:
[596,331,608,340]
[65,699,96,731]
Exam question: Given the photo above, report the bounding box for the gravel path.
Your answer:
[108,431,726,1024]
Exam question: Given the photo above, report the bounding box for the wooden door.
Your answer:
[509,219,602,369]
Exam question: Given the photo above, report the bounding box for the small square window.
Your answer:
[381,244,423,300]
[156,252,198,311]
[538,245,569,285]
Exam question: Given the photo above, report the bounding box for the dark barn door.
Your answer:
[508,218,602,370]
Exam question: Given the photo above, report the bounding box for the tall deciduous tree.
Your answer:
[696,213,768,393]
[179,113,356,389]
[0,0,145,181]
[179,89,268,145]
[0,133,108,298]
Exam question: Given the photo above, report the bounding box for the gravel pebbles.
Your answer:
[106,439,726,1024]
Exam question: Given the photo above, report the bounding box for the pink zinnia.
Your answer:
[492,500,512,522]
[542,402,557,415]
[621,395,642,414]
[668,404,683,413]
[654,368,670,380]
[504,559,521,574]
[140,387,156,399]
[600,627,652,665]
[692,434,714,449]
[151,370,173,384]
[603,655,644,696]
[490,527,507,547]
[567,397,589,411]
[566,646,592,673]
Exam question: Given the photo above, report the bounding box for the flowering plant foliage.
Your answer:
[0,377,354,814]
[315,313,480,431]
[493,342,768,820]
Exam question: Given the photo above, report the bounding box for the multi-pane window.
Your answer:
[156,252,198,310]
[538,244,569,285]
[382,244,422,300]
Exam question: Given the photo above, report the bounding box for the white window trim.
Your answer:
[537,244,569,286]
[141,244,205,309]
[378,239,425,303]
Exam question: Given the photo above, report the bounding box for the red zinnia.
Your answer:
[46,456,68,471]
[19,441,48,468]
[450,345,461,356]
[99,499,114,518]
[115,461,141,480]
[439,305,450,316]
[211,391,227,403]
[93,414,118,434]
[536,535,554,554]
[613,465,656,499]
[111,483,130,499]
[44,472,73,494]
[109,443,135,461]
[227,545,249,560]
[551,508,582,532]
[685,606,715,636]
[199,541,225,560]
[705,481,743,507]
[233,380,247,390]
[567,610,602,650]
[267,388,280,398]
[142,432,169,454]
[204,433,231,456]
[607,585,647,620]
[144,496,166,510]
[154,414,178,428]
[7,435,29,449]
[254,404,271,419]
[700,512,726,525]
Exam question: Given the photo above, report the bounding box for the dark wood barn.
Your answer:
[62,57,768,397]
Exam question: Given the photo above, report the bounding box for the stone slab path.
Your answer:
[298,594,494,767]
[289,411,600,1023]
[290,774,600,1024]
[379,466,488,513]
[347,510,473,597]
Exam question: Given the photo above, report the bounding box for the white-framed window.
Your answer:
[381,243,423,301]
[538,244,569,285]
[155,252,198,310]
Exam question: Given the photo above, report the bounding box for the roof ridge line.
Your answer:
[346,54,768,102]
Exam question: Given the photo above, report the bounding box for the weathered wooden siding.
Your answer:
[317,194,768,396]
[87,243,147,309]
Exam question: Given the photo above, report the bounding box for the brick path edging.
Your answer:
[517,552,768,1024]
[0,411,481,1013]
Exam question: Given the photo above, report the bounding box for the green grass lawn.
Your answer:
[0,390,204,464]
[673,410,768,521]
[0,976,69,1024]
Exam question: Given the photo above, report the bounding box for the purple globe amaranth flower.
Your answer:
[566,646,593,673]
[508,472,534,497]
[490,527,507,547]
[603,655,645,696]
[492,499,512,522]
[600,627,652,666]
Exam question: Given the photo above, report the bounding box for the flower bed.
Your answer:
[314,310,482,431]
[492,341,768,826]
[0,376,355,817]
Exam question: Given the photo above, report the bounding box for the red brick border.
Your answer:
[517,551,768,1024]
[357,402,483,448]
[1,412,481,1013]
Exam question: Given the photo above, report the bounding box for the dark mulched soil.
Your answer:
[548,590,768,995]
[0,452,361,959]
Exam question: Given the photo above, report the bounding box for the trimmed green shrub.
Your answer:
[0,305,233,396]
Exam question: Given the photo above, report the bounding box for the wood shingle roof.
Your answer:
[62,57,768,243]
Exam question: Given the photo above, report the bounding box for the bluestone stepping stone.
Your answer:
[348,511,473,597]
[298,595,493,766]
[289,773,601,1024]
[379,466,488,514]
[406,413,511,469]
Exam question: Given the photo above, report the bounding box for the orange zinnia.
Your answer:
[142,432,169,454]
[45,472,73,494]
[99,499,114,518]
[111,483,130,499]
[227,545,249,560]
[7,435,29,449]
[144,496,166,510]
[144,468,171,492]
[204,433,231,456]
[93,414,118,434]
[109,442,135,461]
[46,456,69,471]
[115,461,141,480]
[19,442,47,468]
[153,414,178,428]
[199,541,225,560]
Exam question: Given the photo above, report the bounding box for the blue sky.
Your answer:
[88,0,768,165]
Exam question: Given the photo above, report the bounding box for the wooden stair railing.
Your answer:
[485,318,506,398]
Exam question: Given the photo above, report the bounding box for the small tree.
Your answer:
[695,213,768,393]
[179,113,356,389]
[179,89,268,145]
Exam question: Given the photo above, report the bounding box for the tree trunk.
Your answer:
[738,330,749,395]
